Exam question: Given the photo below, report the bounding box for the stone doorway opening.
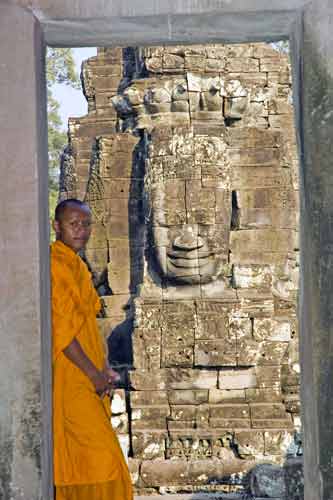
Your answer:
[55,41,301,497]
[2,2,331,500]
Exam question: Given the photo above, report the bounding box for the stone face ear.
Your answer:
[111,95,133,116]
[224,96,248,119]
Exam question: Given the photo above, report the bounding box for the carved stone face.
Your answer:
[114,74,249,288]
[151,222,229,285]
[145,133,232,285]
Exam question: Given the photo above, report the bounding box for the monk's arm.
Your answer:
[63,338,110,395]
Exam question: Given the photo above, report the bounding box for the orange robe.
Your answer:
[51,240,132,500]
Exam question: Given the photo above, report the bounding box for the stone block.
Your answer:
[237,338,261,365]
[236,293,275,316]
[140,460,188,487]
[196,312,229,340]
[264,430,294,456]
[102,154,135,178]
[166,368,218,390]
[163,53,184,70]
[218,368,257,390]
[131,390,168,407]
[210,418,251,429]
[140,457,250,487]
[226,57,259,73]
[132,431,167,459]
[161,326,195,348]
[130,370,167,391]
[285,458,304,500]
[133,329,161,370]
[227,127,281,148]
[252,418,293,429]
[234,430,265,457]
[228,44,254,57]
[228,147,280,166]
[131,417,167,433]
[87,222,107,249]
[128,458,140,486]
[249,464,286,498]
[136,304,162,329]
[97,318,114,342]
[107,215,138,239]
[210,404,250,419]
[228,316,252,340]
[161,346,194,368]
[102,294,131,319]
[269,97,293,115]
[167,420,196,430]
[260,56,285,72]
[255,365,281,388]
[232,265,272,289]
[166,435,213,460]
[250,403,288,420]
[209,388,246,403]
[226,72,267,90]
[206,58,226,72]
[107,265,131,294]
[268,114,295,129]
[224,97,248,119]
[236,188,296,210]
[75,119,117,137]
[257,341,289,365]
[169,405,210,428]
[104,178,143,199]
[245,387,282,403]
[167,389,209,405]
[161,325,195,347]
[84,247,108,272]
[111,389,126,415]
[194,340,237,366]
[238,208,296,229]
[231,166,291,190]
[230,229,295,256]
[111,412,129,433]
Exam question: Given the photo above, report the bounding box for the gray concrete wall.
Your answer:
[298,2,333,498]
[9,0,309,46]
[0,4,51,499]
[2,0,333,499]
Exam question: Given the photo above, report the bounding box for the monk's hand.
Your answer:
[104,367,120,386]
[90,369,112,397]
[102,366,120,396]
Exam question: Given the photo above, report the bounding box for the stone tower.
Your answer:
[60,43,300,495]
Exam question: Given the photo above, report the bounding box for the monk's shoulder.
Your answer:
[51,251,78,291]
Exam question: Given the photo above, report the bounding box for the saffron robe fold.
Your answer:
[51,240,132,500]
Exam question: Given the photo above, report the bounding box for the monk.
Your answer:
[51,198,133,500]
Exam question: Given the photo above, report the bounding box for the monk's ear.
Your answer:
[53,219,60,235]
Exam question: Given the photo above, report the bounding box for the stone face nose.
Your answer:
[173,227,204,251]
[199,91,207,111]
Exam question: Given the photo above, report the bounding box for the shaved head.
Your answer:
[53,199,92,253]
[55,199,90,222]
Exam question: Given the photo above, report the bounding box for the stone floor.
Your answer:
[135,494,287,500]
[135,495,244,500]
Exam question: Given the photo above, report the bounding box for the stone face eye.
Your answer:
[209,86,219,96]
[172,83,188,100]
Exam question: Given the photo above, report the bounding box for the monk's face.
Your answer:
[53,205,92,253]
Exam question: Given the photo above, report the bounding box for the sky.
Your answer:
[52,47,97,130]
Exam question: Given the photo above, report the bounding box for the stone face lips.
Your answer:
[60,43,300,494]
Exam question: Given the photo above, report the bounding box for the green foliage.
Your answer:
[47,48,80,229]
[270,40,289,53]
[47,48,80,89]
